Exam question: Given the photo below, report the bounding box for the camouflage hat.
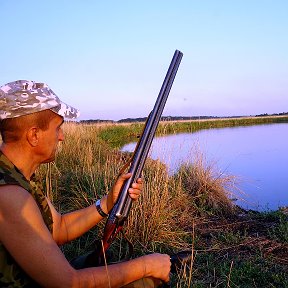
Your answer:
[0,80,80,120]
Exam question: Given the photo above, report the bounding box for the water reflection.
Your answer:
[122,123,288,211]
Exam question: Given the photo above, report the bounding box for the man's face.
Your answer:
[38,115,64,163]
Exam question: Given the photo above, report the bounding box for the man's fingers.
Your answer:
[115,174,143,200]
[128,187,141,200]
[119,172,132,181]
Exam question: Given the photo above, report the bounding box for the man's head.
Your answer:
[0,80,80,143]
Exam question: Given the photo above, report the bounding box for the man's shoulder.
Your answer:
[0,185,38,234]
[0,184,28,193]
[0,185,32,209]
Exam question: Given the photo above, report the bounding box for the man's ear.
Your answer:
[26,127,40,147]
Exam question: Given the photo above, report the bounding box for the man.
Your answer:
[0,80,171,287]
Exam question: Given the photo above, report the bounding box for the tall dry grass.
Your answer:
[39,122,239,285]
[39,123,243,287]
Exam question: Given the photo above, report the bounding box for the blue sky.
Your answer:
[1,1,287,120]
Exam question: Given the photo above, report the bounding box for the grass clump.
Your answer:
[173,156,236,217]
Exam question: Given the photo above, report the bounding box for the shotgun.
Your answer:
[72,50,183,268]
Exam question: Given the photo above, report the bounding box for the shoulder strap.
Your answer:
[0,151,31,191]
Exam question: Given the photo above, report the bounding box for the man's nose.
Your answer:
[58,129,64,141]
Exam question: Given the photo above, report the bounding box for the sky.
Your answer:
[1,0,287,121]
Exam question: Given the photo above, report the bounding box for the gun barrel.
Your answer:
[115,50,183,220]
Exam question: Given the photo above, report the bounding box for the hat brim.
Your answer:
[50,102,80,119]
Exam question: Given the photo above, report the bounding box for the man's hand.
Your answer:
[142,253,171,283]
[103,173,143,214]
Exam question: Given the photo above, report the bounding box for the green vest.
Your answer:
[0,151,53,287]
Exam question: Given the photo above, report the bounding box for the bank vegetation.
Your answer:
[41,116,288,287]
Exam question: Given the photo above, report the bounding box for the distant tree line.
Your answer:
[255,112,288,117]
[79,112,288,124]
[80,116,222,124]
[117,116,219,123]
[80,119,114,124]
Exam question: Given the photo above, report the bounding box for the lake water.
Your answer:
[122,123,288,211]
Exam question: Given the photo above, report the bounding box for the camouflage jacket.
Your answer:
[0,151,53,287]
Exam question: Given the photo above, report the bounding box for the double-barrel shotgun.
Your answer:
[72,49,184,269]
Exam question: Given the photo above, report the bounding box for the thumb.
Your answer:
[114,173,132,188]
